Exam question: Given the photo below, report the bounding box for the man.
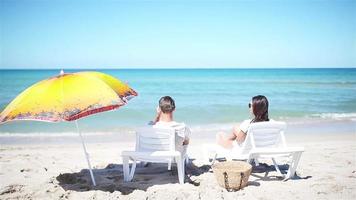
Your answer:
[151,96,190,154]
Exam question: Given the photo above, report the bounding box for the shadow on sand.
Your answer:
[250,162,312,181]
[56,160,311,194]
[56,160,211,195]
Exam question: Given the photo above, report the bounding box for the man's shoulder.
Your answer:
[154,121,188,129]
[172,122,188,130]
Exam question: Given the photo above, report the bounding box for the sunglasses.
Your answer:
[248,103,251,108]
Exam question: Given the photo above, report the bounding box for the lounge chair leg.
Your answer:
[185,155,189,165]
[168,159,172,170]
[255,158,260,166]
[211,153,217,165]
[129,160,137,181]
[285,152,302,181]
[123,156,130,182]
[182,158,186,175]
[247,155,254,164]
[272,158,284,178]
[175,156,184,184]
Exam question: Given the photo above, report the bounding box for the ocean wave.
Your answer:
[189,123,235,133]
[0,130,136,137]
[0,125,232,137]
[0,115,354,136]
[309,113,356,120]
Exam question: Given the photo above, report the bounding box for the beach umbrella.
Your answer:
[0,70,137,186]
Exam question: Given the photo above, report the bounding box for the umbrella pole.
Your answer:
[75,120,96,186]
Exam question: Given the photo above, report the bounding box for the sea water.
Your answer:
[0,68,355,134]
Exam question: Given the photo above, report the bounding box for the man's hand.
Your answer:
[153,106,162,124]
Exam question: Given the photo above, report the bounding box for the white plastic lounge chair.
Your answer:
[204,121,304,180]
[121,127,187,184]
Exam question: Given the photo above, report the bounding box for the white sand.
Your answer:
[0,123,356,199]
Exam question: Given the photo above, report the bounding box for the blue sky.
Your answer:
[0,0,355,69]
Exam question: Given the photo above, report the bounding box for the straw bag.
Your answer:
[212,161,252,191]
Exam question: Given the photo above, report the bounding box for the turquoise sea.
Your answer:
[0,68,355,134]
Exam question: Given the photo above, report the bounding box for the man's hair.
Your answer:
[159,96,175,113]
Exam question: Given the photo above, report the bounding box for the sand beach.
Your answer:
[1,0,355,199]
[1,119,355,200]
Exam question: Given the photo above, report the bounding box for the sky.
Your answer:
[0,0,355,69]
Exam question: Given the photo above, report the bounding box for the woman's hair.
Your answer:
[251,95,269,122]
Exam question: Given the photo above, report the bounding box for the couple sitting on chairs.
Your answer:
[122,95,303,184]
[150,95,270,155]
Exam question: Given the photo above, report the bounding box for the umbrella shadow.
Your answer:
[56,160,211,195]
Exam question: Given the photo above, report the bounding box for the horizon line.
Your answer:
[0,66,355,70]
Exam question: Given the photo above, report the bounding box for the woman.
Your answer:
[216,95,270,149]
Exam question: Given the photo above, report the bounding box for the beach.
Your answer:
[1,68,355,199]
[2,0,356,198]
[1,119,355,200]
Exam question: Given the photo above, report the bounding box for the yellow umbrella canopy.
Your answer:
[0,71,137,123]
[0,70,137,186]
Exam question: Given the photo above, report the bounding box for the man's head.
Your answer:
[159,96,175,114]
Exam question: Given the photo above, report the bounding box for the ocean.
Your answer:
[0,68,355,134]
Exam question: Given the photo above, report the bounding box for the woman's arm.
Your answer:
[233,125,247,145]
[235,130,247,145]
[216,124,247,148]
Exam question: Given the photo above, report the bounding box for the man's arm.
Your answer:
[149,107,161,125]
[182,126,191,145]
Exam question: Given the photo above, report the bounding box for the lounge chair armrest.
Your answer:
[121,150,181,158]
[250,147,304,155]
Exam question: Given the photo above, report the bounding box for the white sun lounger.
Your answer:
[121,127,187,184]
[204,121,304,180]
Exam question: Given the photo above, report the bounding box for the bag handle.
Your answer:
[223,172,231,191]
[239,172,244,189]
[223,172,245,192]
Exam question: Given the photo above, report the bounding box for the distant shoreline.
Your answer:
[0,67,355,70]
[1,118,355,145]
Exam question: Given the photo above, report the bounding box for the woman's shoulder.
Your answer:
[234,119,275,131]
